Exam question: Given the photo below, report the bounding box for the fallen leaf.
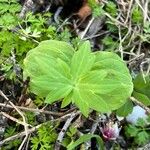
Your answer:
[76,0,92,20]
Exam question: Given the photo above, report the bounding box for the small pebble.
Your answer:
[126,105,147,125]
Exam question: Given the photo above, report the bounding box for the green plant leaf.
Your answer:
[133,74,150,101]
[125,125,139,137]
[71,41,95,80]
[105,1,117,17]
[24,52,73,97]
[24,54,56,78]
[132,5,143,23]
[135,131,149,145]
[57,58,71,79]
[67,134,104,150]
[79,90,110,113]
[30,74,72,98]
[26,40,74,64]
[61,92,73,108]
[116,100,133,117]
[93,51,130,75]
[23,40,133,117]
[136,118,147,127]
[93,52,133,110]
[88,0,104,17]
[133,91,150,106]
[45,85,73,104]
[72,88,89,117]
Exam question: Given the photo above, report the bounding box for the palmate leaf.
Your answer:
[25,57,72,98]
[45,86,73,104]
[30,75,72,98]
[26,40,74,64]
[92,52,133,110]
[71,41,95,80]
[72,88,89,117]
[23,40,133,117]
[93,51,131,75]
[24,54,56,78]
[74,89,110,115]
[23,40,74,97]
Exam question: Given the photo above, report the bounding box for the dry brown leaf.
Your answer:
[22,98,36,108]
[76,0,92,20]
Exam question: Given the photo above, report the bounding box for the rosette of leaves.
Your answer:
[23,40,133,117]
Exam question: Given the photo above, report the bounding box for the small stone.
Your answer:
[126,105,147,125]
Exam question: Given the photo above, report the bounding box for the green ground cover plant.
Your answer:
[23,40,133,117]
[0,0,150,149]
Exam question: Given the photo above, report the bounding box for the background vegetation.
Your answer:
[0,0,150,149]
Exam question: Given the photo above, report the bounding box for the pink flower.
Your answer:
[100,122,121,140]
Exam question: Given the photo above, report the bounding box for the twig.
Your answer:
[118,25,123,59]
[146,61,150,76]
[0,124,42,147]
[130,97,150,114]
[140,58,150,83]
[0,102,74,117]
[0,112,80,147]
[56,15,72,32]
[0,112,31,127]
[85,115,102,150]
[10,49,21,77]
[127,53,145,64]
[135,0,150,24]
[84,31,109,40]
[124,0,133,24]
[25,134,31,150]
[18,78,30,105]
[54,111,79,150]
[104,12,128,28]
[80,17,95,39]
[19,0,34,18]
[54,6,63,24]
[0,90,29,150]
[18,134,29,150]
